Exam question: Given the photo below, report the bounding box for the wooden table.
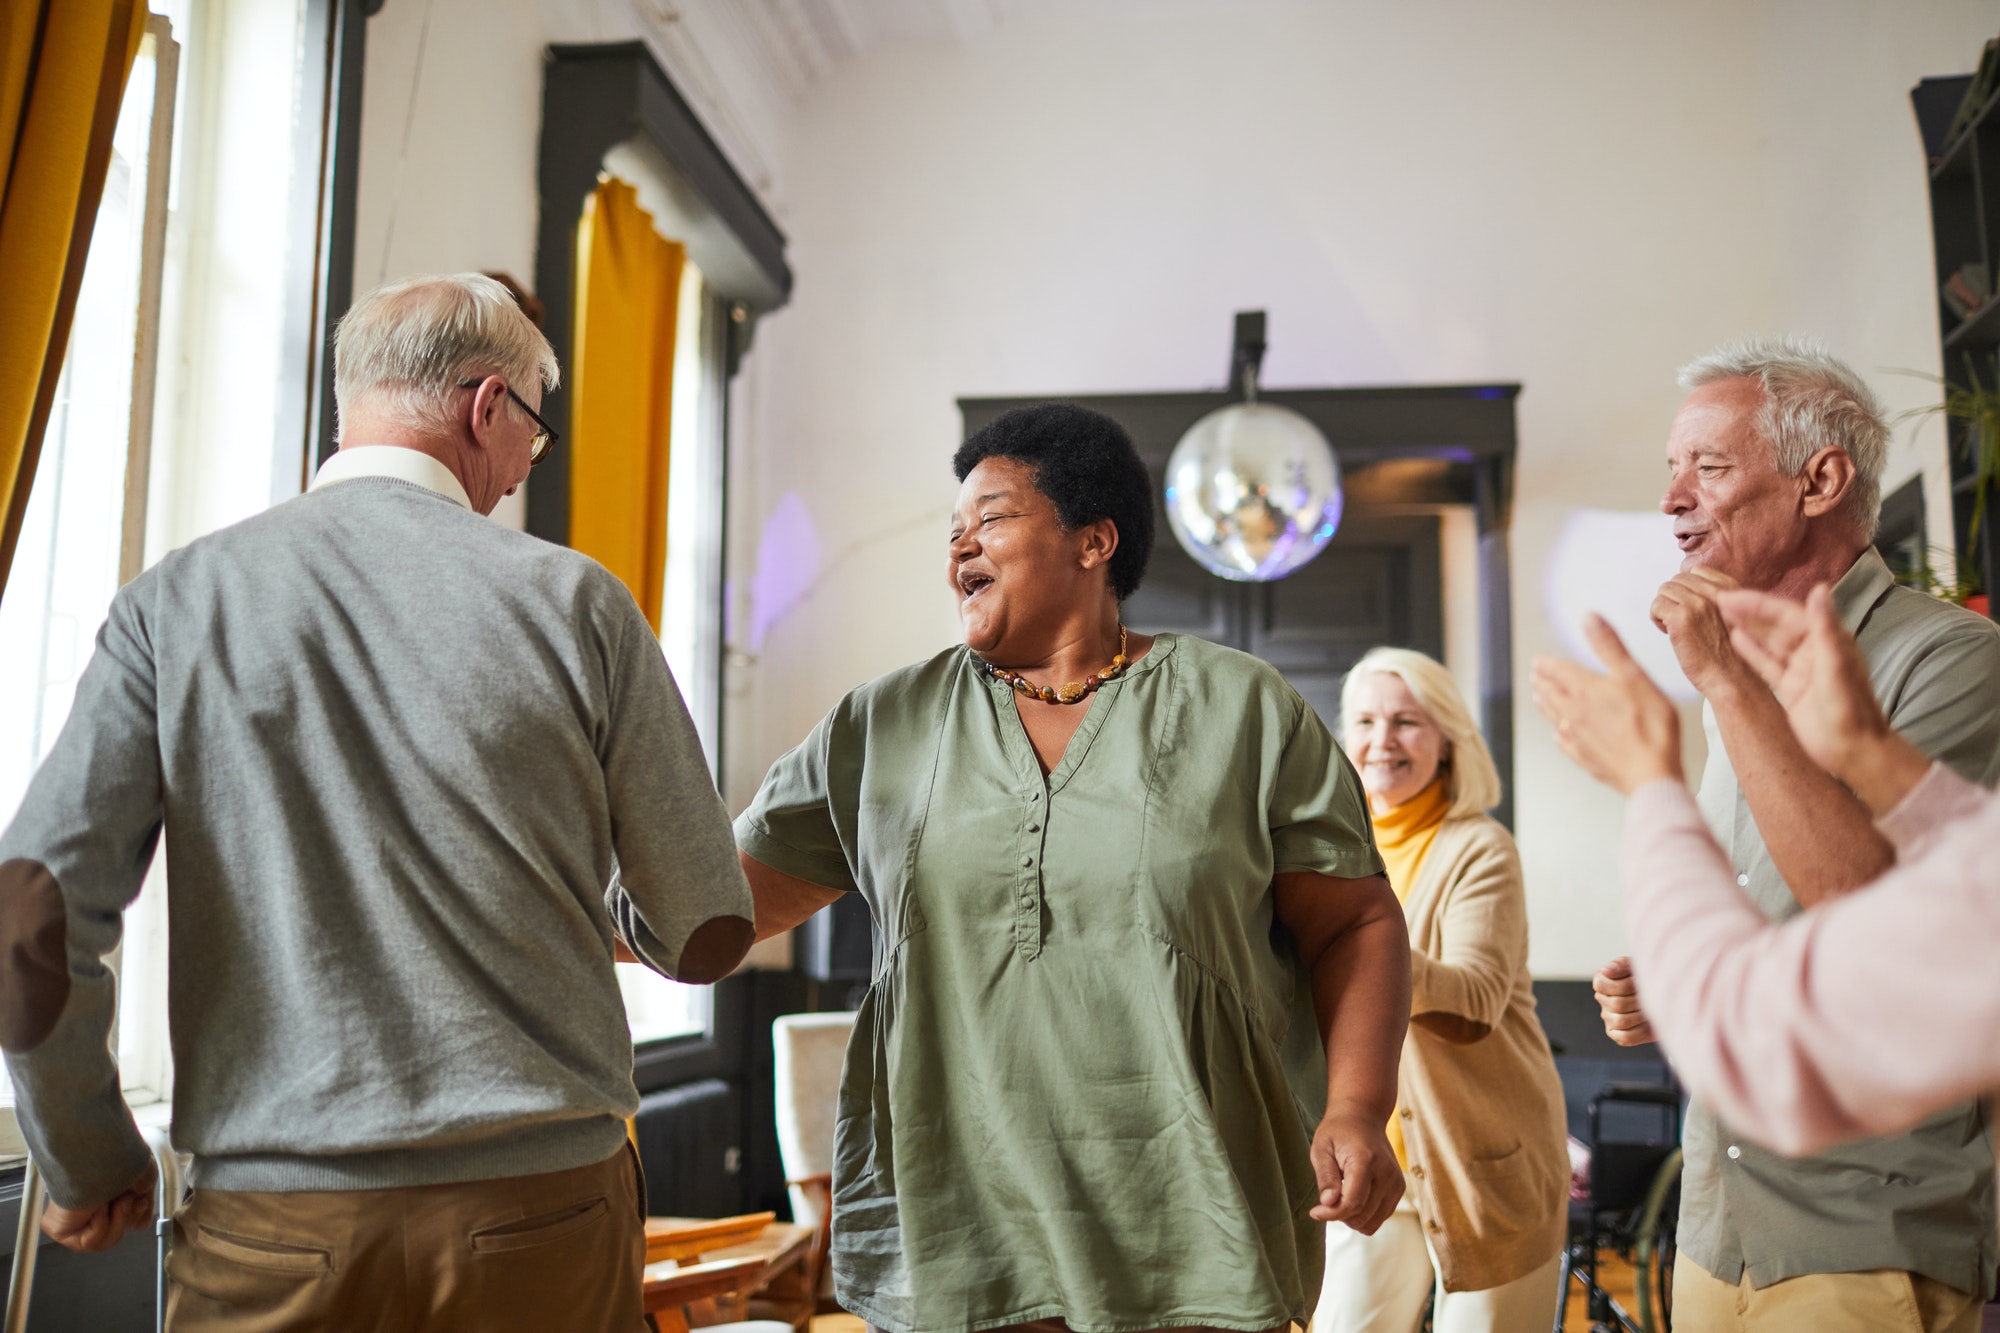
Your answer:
[642,1215,816,1331]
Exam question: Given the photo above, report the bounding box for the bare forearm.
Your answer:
[1311,898,1412,1123]
[741,852,844,940]
[1709,673,1892,906]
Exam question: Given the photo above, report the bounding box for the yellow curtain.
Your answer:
[571,177,685,632]
[0,0,147,594]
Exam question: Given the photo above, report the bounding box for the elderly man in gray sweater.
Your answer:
[0,273,754,1330]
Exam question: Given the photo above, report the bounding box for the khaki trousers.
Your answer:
[1670,1257,1983,1333]
[165,1144,647,1333]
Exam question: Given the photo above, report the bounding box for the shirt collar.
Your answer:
[1831,545,1895,636]
[310,445,473,511]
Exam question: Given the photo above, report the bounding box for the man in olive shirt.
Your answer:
[1592,338,2000,1331]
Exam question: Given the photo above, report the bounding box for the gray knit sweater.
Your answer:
[0,476,752,1206]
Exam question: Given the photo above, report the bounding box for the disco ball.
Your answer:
[1163,401,1344,581]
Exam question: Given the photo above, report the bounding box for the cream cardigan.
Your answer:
[1395,813,1570,1292]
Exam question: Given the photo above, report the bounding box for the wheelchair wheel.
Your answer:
[1630,1146,1681,1333]
[1558,1143,1683,1333]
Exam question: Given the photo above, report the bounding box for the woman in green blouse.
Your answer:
[737,403,1413,1333]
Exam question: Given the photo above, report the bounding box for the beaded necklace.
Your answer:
[977,626,1130,705]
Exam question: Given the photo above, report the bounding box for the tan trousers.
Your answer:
[1317,1212,1563,1333]
[1671,1257,1983,1333]
[165,1144,647,1333]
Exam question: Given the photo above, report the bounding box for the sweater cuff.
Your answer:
[1408,949,1437,1009]
[1625,777,1700,834]
[10,1075,152,1209]
[1876,762,1984,861]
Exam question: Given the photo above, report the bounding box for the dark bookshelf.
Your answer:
[1914,69,2000,617]
[1942,295,2000,357]
[1926,82,1999,184]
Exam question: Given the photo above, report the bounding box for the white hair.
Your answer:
[1677,335,1887,539]
[1339,647,1502,819]
[333,273,559,441]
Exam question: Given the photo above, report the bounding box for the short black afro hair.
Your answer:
[953,403,1156,601]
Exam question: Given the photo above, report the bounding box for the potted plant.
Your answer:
[1894,357,2000,616]
[1888,543,1986,614]
[1942,357,2000,546]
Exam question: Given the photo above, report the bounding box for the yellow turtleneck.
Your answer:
[1371,777,1451,1172]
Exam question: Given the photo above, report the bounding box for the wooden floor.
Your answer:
[805,1255,1642,1333]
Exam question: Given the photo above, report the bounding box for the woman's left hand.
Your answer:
[1310,1110,1403,1234]
[1533,615,1683,796]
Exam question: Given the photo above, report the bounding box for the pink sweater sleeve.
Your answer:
[1621,777,2000,1155]
[1876,762,1986,861]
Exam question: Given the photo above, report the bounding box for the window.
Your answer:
[616,238,732,1048]
[618,942,712,1047]
[540,43,788,1054]
[0,13,186,1109]
[0,0,326,1114]
[0,19,173,831]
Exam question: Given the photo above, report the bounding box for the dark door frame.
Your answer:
[959,384,1520,826]
[528,39,793,549]
[292,0,377,480]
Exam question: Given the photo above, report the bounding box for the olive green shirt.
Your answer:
[736,633,1383,1333]
[1682,547,2000,1296]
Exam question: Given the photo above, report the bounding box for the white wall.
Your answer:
[1750,0,1978,556]
[352,0,1997,976]
[720,0,1996,976]
[352,0,795,290]
[351,0,796,536]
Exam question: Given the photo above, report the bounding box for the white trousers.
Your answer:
[1315,1211,1563,1333]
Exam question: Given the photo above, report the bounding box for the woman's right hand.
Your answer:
[1716,586,1883,779]
[1531,615,1682,796]
[1717,586,1930,814]
[1309,1108,1404,1235]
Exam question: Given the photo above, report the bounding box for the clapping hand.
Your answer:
[1714,585,1880,778]
[1533,615,1684,796]
[1716,585,1930,814]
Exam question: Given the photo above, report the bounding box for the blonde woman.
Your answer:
[1316,648,1569,1333]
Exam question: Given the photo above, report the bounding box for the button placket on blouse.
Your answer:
[1015,787,1047,958]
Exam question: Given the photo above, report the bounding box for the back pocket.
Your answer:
[194,1227,332,1275]
[469,1197,610,1254]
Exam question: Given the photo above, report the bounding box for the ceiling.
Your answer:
[621,0,1162,202]
[636,0,1113,105]
[681,0,1014,101]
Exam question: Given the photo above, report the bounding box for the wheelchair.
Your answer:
[1555,1079,1683,1333]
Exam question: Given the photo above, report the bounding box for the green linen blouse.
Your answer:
[735,632,1383,1333]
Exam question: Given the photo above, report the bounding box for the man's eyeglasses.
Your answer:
[458,378,558,465]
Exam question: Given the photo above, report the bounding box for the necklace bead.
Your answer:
[978,626,1130,705]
